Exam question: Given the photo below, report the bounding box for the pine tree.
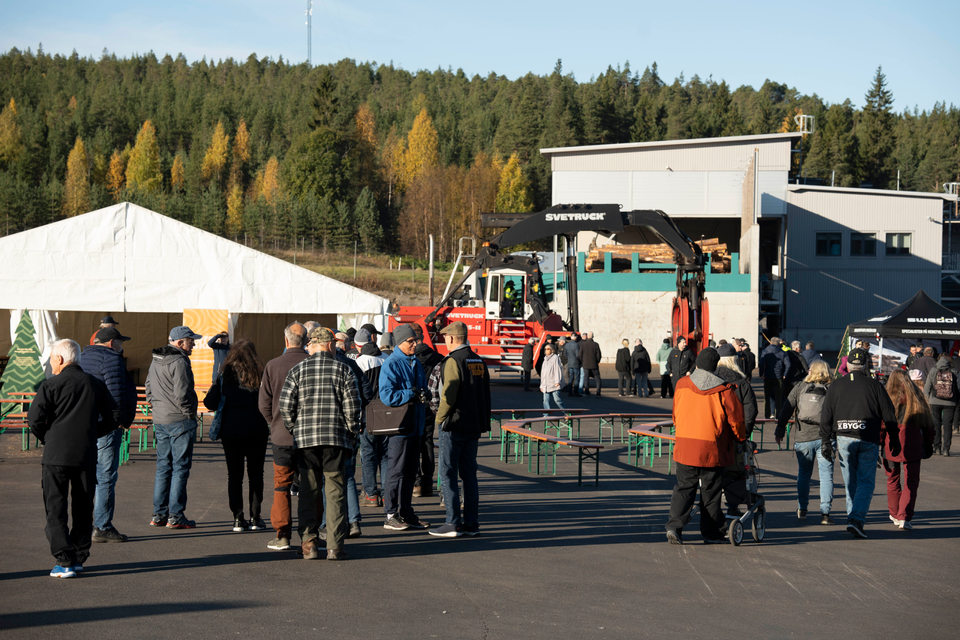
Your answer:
[333,200,356,249]
[1,311,46,419]
[857,66,896,188]
[125,121,163,193]
[63,136,90,217]
[0,98,23,166]
[310,67,340,130]
[201,120,230,185]
[355,186,383,252]
[494,152,533,213]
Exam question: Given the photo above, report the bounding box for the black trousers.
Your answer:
[584,368,602,394]
[221,431,269,520]
[932,404,955,453]
[660,374,674,398]
[42,464,95,566]
[522,370,532,391]
[384,435,420,521]
[666,463,725,539]
[417,418,436,487]
[618,372,633,395]
[763,378,782,419]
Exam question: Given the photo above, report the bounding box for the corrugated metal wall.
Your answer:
[783,189,944,346]
[549,138,792,173]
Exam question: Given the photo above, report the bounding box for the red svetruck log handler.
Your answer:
[387,204,709,371]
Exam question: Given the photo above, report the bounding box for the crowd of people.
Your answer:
[25,319,947,574]
[28,317,492,575]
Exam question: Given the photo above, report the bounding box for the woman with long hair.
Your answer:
[776,360,837,525]
[884,370,936,529]
[203,338,269,532]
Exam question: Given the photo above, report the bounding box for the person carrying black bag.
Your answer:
[204,339,270,533]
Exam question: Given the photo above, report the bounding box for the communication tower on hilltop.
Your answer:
[305,1,314,66]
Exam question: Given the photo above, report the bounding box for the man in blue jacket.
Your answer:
[379,323,430,531]
[80,327,137,543]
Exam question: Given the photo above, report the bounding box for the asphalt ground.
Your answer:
[2,367,959,639]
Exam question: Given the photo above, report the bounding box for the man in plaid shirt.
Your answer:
[280,326,361,561]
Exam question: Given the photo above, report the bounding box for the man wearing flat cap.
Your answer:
[429,322,491,537]
[280,326,362,560]
[819,347,897,539]
[146,325,202,529]
[80,327,138,543]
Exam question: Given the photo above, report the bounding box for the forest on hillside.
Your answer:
[0,47,957,261]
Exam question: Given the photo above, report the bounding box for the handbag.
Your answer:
[366,397,415,436]
[208,376,226,441]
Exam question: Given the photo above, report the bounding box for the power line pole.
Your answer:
[305,1,313,66]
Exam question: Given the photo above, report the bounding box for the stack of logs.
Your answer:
[585,238,732,273]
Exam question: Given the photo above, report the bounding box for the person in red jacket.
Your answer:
[665,348,746,545]
[883,370,936,530]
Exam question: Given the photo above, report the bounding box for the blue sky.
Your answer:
[1,0,956,111]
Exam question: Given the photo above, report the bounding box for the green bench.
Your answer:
[500,422,604,486]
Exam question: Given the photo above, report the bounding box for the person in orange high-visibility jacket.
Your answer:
[665,348,746,545]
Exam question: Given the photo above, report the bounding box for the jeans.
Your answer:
[43,464,95,566]
[576,367,586,393]
[221,431,268,520]
[836,437,879,525]
[323,448,361,524]
[298,445,349,548]
[153,419,197,518]
[635,373,649,397]
[94,428,123,530]
[360,429,389,499]
[439,430,480,526]
[383,435,420,521]
[794,439,835,514]
[542,390,565,411]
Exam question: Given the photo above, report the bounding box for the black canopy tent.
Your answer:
[845,290,960,372]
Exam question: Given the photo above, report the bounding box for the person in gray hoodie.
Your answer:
[923,353,958,455]
[145,325,202,529]
[656,339,674,398]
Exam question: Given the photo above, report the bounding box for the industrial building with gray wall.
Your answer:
[541,132,957,361]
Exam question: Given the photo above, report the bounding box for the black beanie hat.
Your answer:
[695,347,720,372]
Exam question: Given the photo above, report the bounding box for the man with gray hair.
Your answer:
[146,325,202,529]
[29,339,120,578]
[259,322,309,551]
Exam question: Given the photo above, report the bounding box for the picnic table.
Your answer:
[500,420,604,486]
[489,408,588,439]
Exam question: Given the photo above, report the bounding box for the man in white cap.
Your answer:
[146,325,202,529]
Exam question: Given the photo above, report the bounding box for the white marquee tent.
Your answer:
[0,202,390,376]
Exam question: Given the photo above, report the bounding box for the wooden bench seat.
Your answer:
[500,422,604,486]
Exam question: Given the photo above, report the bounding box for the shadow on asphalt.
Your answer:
[0,601,263,630]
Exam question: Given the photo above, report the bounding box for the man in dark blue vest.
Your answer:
[429,321,492,538]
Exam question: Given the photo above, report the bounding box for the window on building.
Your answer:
[886,233,912,256]
[850,233,877,256]
[816,233,842,257]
